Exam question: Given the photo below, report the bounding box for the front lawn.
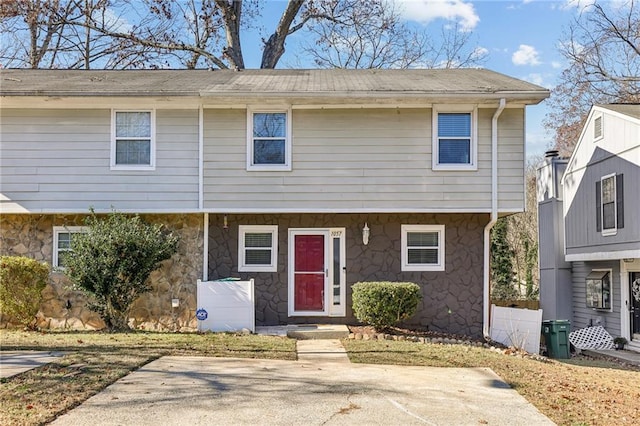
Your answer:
[0,330,296,426]
[344,339,640,426]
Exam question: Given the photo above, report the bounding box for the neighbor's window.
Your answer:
[238,225,278,272]
[586,270,612,310]
[401,225,445,271]
[111,110,155,169]
[247,109,291,170]
[433,107,477,170]
[596,174,624,236]
[53,226,86,268]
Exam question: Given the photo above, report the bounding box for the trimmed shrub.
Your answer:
[351,281,422,330]
[0,256,50,329]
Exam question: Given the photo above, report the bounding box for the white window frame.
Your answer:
[401,224,445,272]
[586,268,613,312]
[238,225,278,272]
[111,109,156,170]
[53,226,86,269]
[601,173,617,236]
[593,114,604,141]
[432,105,478,171]
[246,107,292,171]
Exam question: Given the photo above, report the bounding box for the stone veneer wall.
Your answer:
[208,213,488,338]
[0,214,203,331]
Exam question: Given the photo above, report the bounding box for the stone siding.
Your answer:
[209,213,488,338]
[0,214,203,331]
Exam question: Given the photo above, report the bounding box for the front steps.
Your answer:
[255,324,350,340]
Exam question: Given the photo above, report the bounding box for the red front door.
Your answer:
[293,234,326,312]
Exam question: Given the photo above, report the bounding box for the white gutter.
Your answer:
[483,98,506,339]
[203,213,209,282]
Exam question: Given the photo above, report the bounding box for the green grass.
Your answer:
[0,330,296,426]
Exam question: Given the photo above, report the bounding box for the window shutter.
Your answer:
[595,180,602,232]
[616,174,624,229]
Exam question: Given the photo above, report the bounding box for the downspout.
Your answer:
[483,98,506,339]
[199,105,208,281]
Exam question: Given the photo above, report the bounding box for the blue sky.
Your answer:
[241,0,592,158]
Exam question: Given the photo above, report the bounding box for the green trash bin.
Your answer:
[542,320,571,359]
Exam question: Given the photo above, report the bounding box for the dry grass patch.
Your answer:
[344,339,640,426]
[0,330,296,426]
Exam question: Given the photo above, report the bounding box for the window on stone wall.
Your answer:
[401,224,445,271]
[53,226,86,268]
[238,225,278,272]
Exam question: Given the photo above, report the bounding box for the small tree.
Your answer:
[490,218,518,300]
[64,211,179,331]
[0,256,50,329]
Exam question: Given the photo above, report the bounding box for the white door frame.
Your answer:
[620,258,640,340]
[288,228,346,317]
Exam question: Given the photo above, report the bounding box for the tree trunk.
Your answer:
[261,0,304,69]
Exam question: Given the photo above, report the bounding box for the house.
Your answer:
[0,69,549,337]
[537,104,640,351]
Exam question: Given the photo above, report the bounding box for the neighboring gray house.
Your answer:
[0,69,548,337]
[538,104,640,351]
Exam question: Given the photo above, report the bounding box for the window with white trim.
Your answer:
[238,225,278,272]
[432,106,477,170]
[586,269,612,311]
[53,226,86,269]
[111,110,155,169]
[401,225,445,271]
[247,109,291,171]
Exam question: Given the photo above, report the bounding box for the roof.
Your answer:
[596,104,640,121]
[0,68,549,104]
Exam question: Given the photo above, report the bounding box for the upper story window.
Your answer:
[111,110,155,170]
[53,226,86,269]
[432,106,477,170]
[247,108,291,171]
[401,224,445,271]
[238,225,278,272]
[596,173,624,236]
[593,115,603,140]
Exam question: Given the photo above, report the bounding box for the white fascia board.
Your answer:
[566,249,640,262]
[0,96,202,109]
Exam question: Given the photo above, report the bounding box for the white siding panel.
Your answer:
[204,107,527,211]
[1,108,199,212]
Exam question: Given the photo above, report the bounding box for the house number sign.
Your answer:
[196,308,208,321]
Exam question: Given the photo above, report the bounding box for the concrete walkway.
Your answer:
[296,339,350,363]
[0,351,65,378]
[51,356,554,426]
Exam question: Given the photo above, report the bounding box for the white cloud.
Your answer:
[551,61,562,69]
[512,44,541,66]
[398,0,480,31]
[562,0,596,11]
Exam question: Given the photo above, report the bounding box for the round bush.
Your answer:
[0,256,50,329]
[351,281,422,330]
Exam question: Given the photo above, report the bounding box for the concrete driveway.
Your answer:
[51,356,554,425]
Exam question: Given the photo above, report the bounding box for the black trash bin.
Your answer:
[542,320,571,359]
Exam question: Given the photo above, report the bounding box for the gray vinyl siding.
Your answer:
[203,107,525,211]
[564,152,640,256]
[0,108,199,212]
[571,260,621,337]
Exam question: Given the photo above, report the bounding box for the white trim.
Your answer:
[52,226,87,268]
[621,259,640,341]
[110,109,156,170]
[238,225,278,272]
[432,105,478,171]
[401,224,445,271]
[586,268,613,312]
[566,249,640,262]
[246,107,292,171]
[600,173,617,236]
[198,105,204,210]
